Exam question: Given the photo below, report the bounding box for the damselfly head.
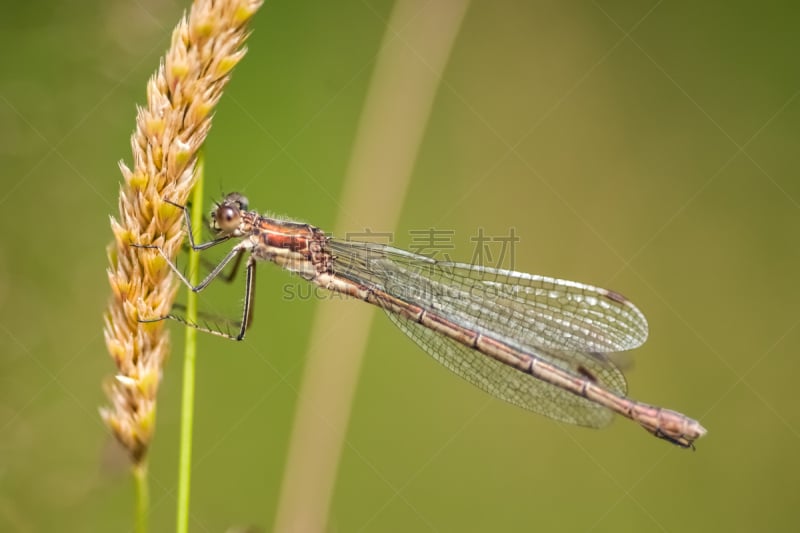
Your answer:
[210,192,249,235]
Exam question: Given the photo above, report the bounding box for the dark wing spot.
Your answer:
[603,289,629,305]
[577,365,598,383]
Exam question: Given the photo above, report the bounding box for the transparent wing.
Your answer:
[384,308,619,427]
[329,240,648,355]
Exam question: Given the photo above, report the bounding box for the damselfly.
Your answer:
[134,193,707,448]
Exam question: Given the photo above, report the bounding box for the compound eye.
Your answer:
[215,205,240,232]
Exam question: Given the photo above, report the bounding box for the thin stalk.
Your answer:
[176,159,205,533]
[133,462,149,533]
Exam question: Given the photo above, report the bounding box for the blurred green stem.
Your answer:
[133,461,148,533]
[176,157,204,533]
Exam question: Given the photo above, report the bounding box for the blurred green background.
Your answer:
[2,1,799,531]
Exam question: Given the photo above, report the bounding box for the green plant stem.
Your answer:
[176,157,204,533]
[133,461,149,533]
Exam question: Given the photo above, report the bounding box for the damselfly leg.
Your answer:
[131,199,256,340]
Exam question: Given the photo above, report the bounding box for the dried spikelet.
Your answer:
[102,0,263,464]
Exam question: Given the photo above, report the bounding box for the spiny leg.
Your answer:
[131,198,254,339]
[133,241,249,293]
[164,198,231,251]
[237,256,257,340]
[194,246,245,283]
[133,247,254,339]
[157,255,257,340]
[166,248,247,330]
